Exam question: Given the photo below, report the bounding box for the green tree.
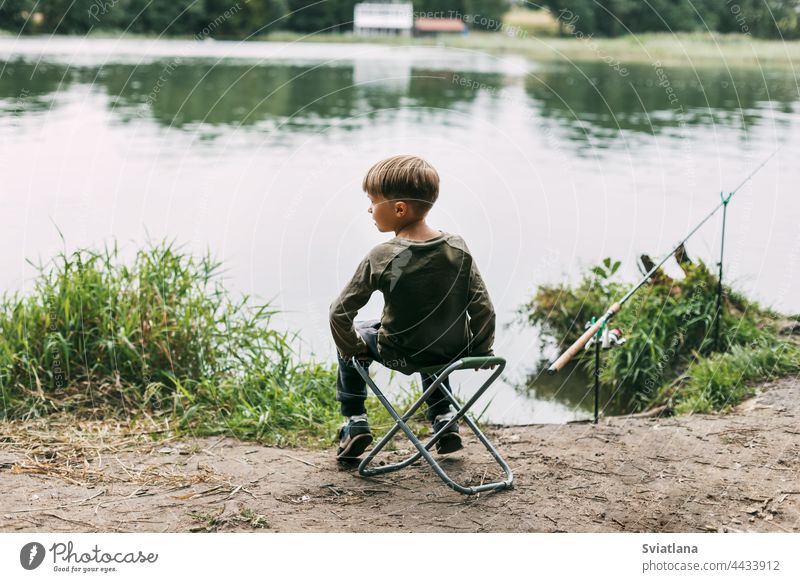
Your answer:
[126,0,207,35]
[202,0,289,37]
[541,0,596,35]
[464,0,509,29]
[539,0,799,38]
[286,0,359,33]
[0,0,37,34]
[38,0,99,33]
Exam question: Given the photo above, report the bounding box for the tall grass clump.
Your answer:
[0,241,343,445]
[665,341,800,415]
[516,257,797,414]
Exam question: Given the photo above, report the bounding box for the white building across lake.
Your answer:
[354,2,414,36]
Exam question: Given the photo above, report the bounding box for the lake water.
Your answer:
[1,37,798,424]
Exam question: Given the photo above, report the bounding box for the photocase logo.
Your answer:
[20,542,46,570]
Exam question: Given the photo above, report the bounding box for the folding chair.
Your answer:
[351,355,514,495]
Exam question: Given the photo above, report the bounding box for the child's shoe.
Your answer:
[432,411,463,454]
[336,414,373,460]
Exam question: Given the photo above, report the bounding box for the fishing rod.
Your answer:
[547,147,781,375]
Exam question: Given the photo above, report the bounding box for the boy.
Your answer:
[329,154,496,461]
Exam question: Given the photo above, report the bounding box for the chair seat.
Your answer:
[415,356,505,375]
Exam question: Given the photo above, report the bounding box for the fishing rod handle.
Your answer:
[546,303,620,375]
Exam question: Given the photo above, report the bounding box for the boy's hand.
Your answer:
[352,351,373,367]
[476,353,497,370]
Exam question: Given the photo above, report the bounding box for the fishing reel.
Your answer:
[584,322,626,351]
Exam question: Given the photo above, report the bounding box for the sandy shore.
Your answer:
[1,376,798,533]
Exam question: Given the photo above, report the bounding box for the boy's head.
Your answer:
[362,155,439,233]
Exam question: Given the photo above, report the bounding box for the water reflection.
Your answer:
[1,58,508,131]
[2,55,795,145]
[518,360,627,417]
[525,61,797,143]
[0,61,62,114]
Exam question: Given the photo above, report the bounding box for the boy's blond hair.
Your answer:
[362,155,439,213]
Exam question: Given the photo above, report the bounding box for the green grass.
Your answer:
[665,341,800,415]
[253,30,800,69]
[0,240,428,447]
[516,256,797,414]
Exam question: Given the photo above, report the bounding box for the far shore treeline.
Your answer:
[0,0,797,40]
[0,0,506,37]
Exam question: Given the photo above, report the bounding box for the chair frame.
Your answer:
[352,355,514,495]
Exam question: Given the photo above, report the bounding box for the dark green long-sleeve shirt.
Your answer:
[329,231,496,375]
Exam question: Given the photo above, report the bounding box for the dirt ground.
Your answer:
[1,376,798,533]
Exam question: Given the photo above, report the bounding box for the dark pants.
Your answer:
[336,319,453,422]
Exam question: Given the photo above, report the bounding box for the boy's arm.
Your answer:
[466,257,496,356]
[329,255,375,359]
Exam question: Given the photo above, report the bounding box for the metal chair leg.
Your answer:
[352,357,514,495]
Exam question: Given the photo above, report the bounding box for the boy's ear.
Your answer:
[393,200,409,216]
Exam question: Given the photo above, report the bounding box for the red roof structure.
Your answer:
[414,18,466,33]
